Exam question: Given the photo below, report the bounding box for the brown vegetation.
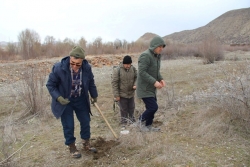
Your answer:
[1,51,250,166]
[1,7,250,166]
[0,29,147,62]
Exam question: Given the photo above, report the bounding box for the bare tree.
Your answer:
[89,37,103,54]
[6,42,18,57]
[18,29,41,59]
[78,37,87,51]
[62,38,76,54]
[114,39,122,50]
[102,41,114,54]
[43,36,56,57]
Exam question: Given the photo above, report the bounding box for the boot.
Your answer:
[147,125,161,132]
[140,125,161,132]
[82,139,97,153]
[68,142,81,158]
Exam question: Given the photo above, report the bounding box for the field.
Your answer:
[0,51,250,167]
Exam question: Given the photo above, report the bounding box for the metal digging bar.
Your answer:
[93,102,118,139]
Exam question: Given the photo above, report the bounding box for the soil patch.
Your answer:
[90,137,120,160]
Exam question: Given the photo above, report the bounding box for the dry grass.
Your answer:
[0,51,250,166]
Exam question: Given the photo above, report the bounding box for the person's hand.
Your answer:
[57,96,70,105]
[160,80,166,87]
[133,85,136,90]
[154,81,163,89]
[114,97,120,102]
[91,98,97,104]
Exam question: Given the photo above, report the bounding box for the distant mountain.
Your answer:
[137,8,250,44]
[136,32,158,43]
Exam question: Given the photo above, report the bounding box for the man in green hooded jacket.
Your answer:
[136,35,166,132]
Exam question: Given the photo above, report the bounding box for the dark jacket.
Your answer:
[46,56,98,119]
[111,63,137,98]
[136,36,165,98]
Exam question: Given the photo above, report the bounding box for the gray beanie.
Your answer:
[69,46,85,59]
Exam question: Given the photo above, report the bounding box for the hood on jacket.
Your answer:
[60,56,70,69]
[149,35,166,52]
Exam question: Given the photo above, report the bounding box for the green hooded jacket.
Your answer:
[136,35,166,98]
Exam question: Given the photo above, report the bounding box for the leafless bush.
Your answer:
[192,62,250,132]
[15,67,51,118]
[162,43,198,60]
[224,44,250,52]
[0,47,8,60]
[156,72,184,112]
[198,35,224,64]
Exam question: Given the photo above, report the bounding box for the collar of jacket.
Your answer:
[149,49,161,59]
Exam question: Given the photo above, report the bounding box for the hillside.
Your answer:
[135,32,158,44]
[137,8,250,44]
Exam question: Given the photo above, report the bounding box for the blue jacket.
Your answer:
[46,56,98,119]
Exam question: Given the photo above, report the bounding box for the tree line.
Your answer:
[0,29,151,60]
[1,29,249,64]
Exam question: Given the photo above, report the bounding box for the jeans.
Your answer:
[60,95,90,145]
[139,97,158,126]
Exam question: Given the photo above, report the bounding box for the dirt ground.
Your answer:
[0,54,140,166]
[1,52,250,166]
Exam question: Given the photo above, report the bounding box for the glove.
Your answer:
[91,98,97,104]
[57,96,70,105]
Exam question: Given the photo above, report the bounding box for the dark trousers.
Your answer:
[119,97,135,124]
[139,97,158,126]
[60,95,90,145]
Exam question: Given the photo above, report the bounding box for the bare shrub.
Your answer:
[156,71,184,111]
[198,35,224,64]
[242,45,250,51]
[193,62,250,132]
[224,44,250,52]
[15,67,51,118]
[162,43,198,60]
[0,47,8,61]
[0,43,20,61]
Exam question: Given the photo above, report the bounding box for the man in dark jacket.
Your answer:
[46,46,98,158]
[136,35,166,132]
[111,55,137,127]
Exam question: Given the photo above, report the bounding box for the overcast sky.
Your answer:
[0,0,249,43]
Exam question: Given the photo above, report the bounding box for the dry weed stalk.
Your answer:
[15,67,50,118]
[0,135,35,166]
[0,97,18,166]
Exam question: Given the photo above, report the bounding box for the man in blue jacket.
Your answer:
[46,46,98,158]
[136,35,166,132]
